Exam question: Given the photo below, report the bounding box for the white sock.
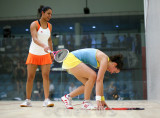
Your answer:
[45,98,49,101]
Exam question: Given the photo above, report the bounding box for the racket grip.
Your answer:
[47,50,52,53]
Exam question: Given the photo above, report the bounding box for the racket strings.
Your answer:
[55,50,68,62]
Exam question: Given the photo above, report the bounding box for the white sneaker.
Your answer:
[43,98,54,107]
[81,101,96,110]
[61,94,73,109]
[20,99,32,107]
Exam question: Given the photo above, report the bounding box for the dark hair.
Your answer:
[109,54,123,70]
[38,5,44,13]
[38,6,52,17]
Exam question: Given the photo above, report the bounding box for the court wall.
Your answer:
[144,0,160,101]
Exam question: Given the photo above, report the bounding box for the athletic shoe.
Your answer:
[43,98,54,107]
[81,101,96,110]
[20,99,32,107]
[61,94,73,109]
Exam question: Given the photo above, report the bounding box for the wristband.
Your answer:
[101,96,105,101]
[96,96,101,101]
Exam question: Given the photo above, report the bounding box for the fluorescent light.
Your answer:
[92,26,96,28]
[25,29,29,31]
[115,25,119,28]
[69,27,73,29]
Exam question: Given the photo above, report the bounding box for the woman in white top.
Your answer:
[20,6,54,107]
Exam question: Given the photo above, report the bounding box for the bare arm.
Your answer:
[96,59,107,96]
[48,23,53,51]
[96,51,108,96]
[48,23,54,61]
[96,50,109,109]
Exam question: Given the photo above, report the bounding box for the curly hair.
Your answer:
[109,54,123,70]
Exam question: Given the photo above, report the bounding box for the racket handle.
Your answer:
[47,50,53,53]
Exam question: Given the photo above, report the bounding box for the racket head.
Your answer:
[54,49,69,63]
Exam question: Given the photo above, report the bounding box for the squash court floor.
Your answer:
[0,100,160,118]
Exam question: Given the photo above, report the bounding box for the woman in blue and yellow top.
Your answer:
[61,48,123,110]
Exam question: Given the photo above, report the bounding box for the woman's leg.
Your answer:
[69,63,97,100]
[69,85,85,98]
[26,64,38,99]
[41,64,51,99]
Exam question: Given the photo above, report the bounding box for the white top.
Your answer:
[29,27,50,55]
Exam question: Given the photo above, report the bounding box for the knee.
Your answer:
[88,72,97,83]
[27,75,35,83]
[42,73,49,80]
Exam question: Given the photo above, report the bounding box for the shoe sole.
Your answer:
[20,105,32,107]
[47,104,54,107]
[43,104,54,107]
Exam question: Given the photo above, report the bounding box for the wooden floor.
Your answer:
[0,100,160,118]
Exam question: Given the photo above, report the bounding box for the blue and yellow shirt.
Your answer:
[71,48,99,68]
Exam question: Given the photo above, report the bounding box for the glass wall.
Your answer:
[0,12,146,101]
[0,29,146,101]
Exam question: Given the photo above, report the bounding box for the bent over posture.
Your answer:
[61,48,123,110]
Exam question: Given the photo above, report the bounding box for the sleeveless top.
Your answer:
[71,48,100,68]
[29,20,51,55]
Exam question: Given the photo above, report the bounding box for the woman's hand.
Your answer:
[97,100,109,110]
[43,46,54,61]
[50,53,54,61]
[96,101,104,110]
[101,101,109,108]
[44,46,50,53]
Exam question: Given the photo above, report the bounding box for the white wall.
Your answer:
[0,0,143,19]
[144,0,160,100]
